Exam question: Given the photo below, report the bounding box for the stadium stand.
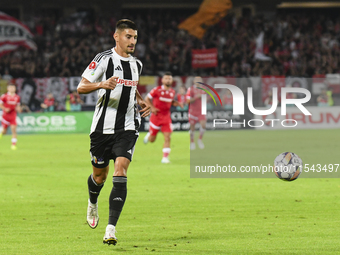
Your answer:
[1,10,340,78]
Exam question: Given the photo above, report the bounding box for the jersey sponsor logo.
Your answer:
[116,78,138,87]
[114,66,122,71]
[89,61,97,70]
[6,100,18,105]
[159,97,173,103]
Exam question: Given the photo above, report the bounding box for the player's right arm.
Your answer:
[145,88,159,114]
[77,77,118,94]
[78,53,118,94]
[0,95,10,113]
[145,95,159,115]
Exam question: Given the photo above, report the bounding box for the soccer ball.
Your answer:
[273,152,302,181]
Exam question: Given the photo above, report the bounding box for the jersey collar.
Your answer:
[112,47,132,61]
[161,85,171,91]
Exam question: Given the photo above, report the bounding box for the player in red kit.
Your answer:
[0,84,21,150]
[143,72,183,163]
[186,76,206,150]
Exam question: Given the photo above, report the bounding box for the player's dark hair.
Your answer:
[164,72,172,76]
[115,19,137,32]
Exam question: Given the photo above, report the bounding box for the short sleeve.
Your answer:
[185,87,191,100]
[0,94,5,104]
[81,54,108,83]
[148,87,158,99]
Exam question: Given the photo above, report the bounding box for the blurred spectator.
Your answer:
[317,89,329,107]
[1,11,340,78]
[41,93,56,112]
[326,87,334,106]
[68,90,83,111]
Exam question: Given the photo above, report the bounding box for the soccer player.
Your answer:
[77,19,151,246]
[186,76,206,150]
[0,84,21,150]
[143,72,183,163]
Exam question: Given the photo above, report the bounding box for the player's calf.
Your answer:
[87,174,104,228]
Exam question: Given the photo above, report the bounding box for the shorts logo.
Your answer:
[90,152,104,164]
[89,61,97,70]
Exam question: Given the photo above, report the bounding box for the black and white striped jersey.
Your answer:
[82,48,143,134]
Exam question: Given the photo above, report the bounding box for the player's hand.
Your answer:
[138,100,151,118]
[4,107,10,113]
[100,76,118,90]
[151,107,160,115]
[179,102,184,108]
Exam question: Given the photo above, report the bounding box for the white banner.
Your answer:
[254,106,340,129]
[0,12,37,56]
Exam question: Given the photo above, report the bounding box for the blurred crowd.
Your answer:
[1,10,340,78]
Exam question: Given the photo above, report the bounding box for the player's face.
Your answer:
[115,29,138,54]
[162,75,173,87]
[7,85,16,94]
[194,77,203,88]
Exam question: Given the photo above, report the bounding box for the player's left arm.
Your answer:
[136,89,151,118]
[16,103,22,114]
[15,96,22,113]
[0,97,10,113]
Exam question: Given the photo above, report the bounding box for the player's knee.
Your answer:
[93,172,107,185]
[114,160,129,176]
[114,165,127,176]
[93,176,106,185]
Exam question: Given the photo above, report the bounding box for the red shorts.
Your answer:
[1,114,17,128]
[149,114,172,136]
[188,113,206,124]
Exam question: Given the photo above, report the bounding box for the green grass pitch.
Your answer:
[0,129,339,254]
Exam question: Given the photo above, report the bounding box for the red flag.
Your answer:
[0,12,37,57]
[191,48,218,68]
